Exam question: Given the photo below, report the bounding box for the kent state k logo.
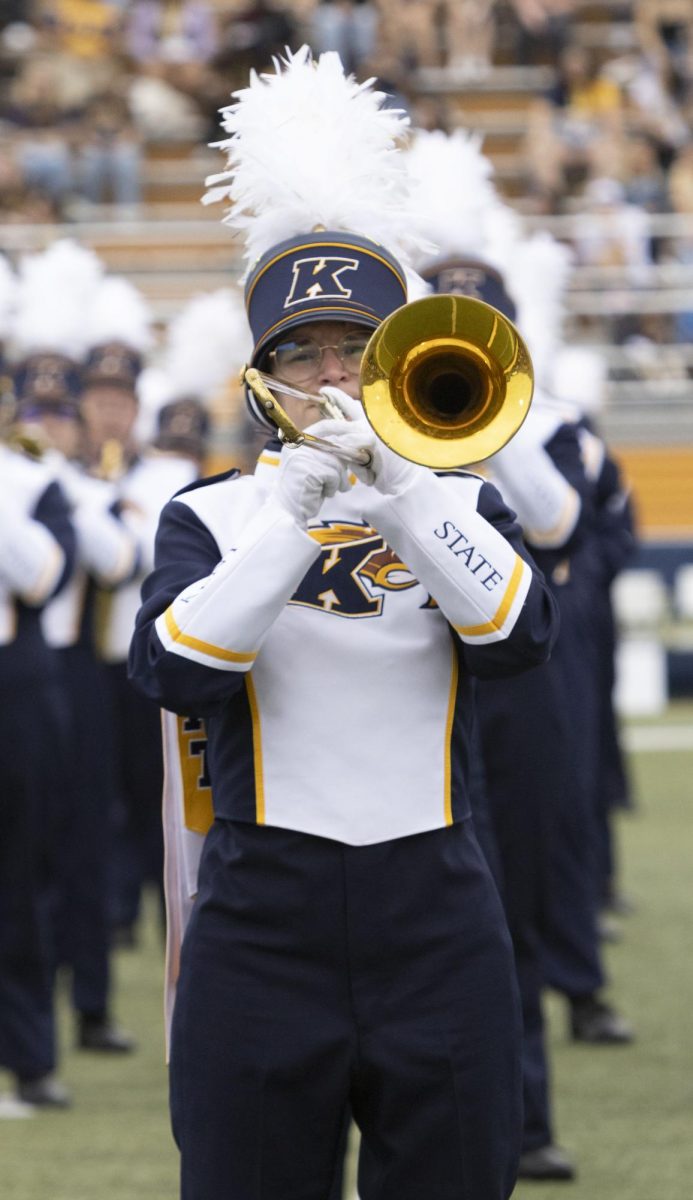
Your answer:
[284,256,359,307]
[290,521,421,617]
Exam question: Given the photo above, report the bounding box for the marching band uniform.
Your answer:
[0,439,76,1106]
[403,106,638,1163]
[32,428,141,1050]
[421,254,587,1179]
[81,280,227,945]
[77,305,185,944]
[129,49,560,1196]
[422,253,633,1188]
[520,418,634,1040]
[100,444,200,941]
[583,434,638,909]
[5,241,141,1066]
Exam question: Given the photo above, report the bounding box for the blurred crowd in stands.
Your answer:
[0,3,692,362]
[0,3,689,219]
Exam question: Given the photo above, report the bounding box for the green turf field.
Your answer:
[1,703,691,1199]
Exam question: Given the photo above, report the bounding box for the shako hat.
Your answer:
[245,229,407,363]
[203,46,430,429]
[14,351,81,418]
[420,256,517,321]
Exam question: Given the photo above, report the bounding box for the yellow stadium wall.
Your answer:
[616,446,693,541]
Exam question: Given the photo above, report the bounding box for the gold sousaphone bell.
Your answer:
[245,294,534,470]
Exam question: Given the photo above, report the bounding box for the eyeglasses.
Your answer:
[268,330,371,383]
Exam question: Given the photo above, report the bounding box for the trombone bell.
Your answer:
[361,294,534,469]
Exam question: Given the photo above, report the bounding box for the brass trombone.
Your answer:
[244,294,534,470]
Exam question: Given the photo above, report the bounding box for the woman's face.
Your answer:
[266,320,370,431]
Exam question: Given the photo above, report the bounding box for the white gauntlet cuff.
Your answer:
[363,473,532,644]
[155,498,320,671]
[0,516,66,604]
[492,441,580,548]
[74,507,138,585]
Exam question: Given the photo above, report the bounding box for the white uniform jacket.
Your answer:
[130,444,559,847]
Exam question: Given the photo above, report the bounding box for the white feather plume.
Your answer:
[163,288,251,400]
[506,233,574,390]
[406,129,499,265]
[204,45,430,276]
[405,128,576,389]
[84,275,154,354]
[11,239,104,359]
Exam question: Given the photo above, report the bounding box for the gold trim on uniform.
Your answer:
[164,607,257,664]
[444,642,459,825]
[245,674,265,824]
[456,554,525,638]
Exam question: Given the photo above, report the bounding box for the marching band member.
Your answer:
[0,403,76,1107]
[549,345,639,923]
[85,283,244,945]
[79,275,187,947]
[498,245,635,1054]
[129,49,559,1200]
[405,127,634,1183]
[138,287,251,1066]
[10,241,139,1055]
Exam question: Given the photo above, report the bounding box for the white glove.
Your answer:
[319,387,426,497]
[273,419,351,528]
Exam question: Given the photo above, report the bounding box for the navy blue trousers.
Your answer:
[53,646,118,1016]
[477,657,568,1152]
[107,661,164,932]
[170,819,522,1200]
[0,683,65,1080]
[540,582,605,1000]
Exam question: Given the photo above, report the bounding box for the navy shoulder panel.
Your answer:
[173,467,241,500]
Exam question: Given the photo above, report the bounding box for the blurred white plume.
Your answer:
[12,239,104,359]
[84,275,154,354]
[405,128,575,389]
[163,288,251,400]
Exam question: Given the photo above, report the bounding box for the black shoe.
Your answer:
[570,995,635,1044]
[78,1016,136,1053]
[518,1144,576,1181]
[16,1074,72,1108]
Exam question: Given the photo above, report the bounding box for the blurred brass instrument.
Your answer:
[244,294,534,470]
[98,438,126,481]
